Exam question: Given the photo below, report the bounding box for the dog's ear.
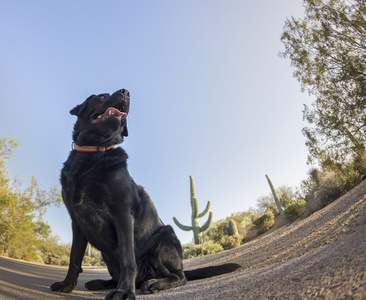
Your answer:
[70,95,95,116]
[70,103,86,116]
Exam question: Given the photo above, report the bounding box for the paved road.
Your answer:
[0,256,110,299]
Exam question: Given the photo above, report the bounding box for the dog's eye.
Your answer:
[92,113,100,119]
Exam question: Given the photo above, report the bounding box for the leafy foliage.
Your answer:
[301,157,365,205]
[219,235,242,250]
[253,210,275,234]
[0,137,62,261]
[284,199,307,222]
[39,235,70,265]
[39,235,106,266]
[82,244,106,266]
[281,0,366,167]
[182,240,223,259]
[301,168,322,201]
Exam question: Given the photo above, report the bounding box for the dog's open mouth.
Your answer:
[92,107,127,123]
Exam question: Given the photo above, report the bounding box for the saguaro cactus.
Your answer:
[173,175,213,244]
[265,174,283,214]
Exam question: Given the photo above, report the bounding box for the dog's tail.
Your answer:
[184,263,241,281]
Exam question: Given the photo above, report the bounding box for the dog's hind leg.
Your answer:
[140,272,187,294]
[136,225,187,294]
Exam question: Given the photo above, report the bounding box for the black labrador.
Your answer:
[50,89,241,300]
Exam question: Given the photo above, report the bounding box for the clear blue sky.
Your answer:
[0,1,311,244]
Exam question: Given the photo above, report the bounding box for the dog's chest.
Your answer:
[66,181,120,249]
[61,150,133,248]
[68,179,112,227]
[62,159,118,232]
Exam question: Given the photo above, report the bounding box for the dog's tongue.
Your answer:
[100,107,127,119]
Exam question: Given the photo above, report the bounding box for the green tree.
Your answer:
[0,137,62,261]
[281,0,366,167]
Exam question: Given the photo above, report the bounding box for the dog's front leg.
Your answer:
[51,221,88,293]
[105,214,137,300]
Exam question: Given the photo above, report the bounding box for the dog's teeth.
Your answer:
[97,115,102,119]
[109,110,112,115]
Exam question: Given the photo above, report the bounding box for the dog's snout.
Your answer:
[117,89,129,98]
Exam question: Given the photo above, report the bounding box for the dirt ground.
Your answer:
[1,179,366,299]
[139,178,366,299]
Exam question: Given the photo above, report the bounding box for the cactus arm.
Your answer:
[198,200,211,218]
[173,217,193,231]
[199,211,213,232]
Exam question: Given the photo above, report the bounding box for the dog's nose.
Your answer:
[117,89,129,98]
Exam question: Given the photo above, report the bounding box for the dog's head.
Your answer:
[70,89,130,147]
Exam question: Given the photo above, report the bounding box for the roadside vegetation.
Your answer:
[0,138,105,266]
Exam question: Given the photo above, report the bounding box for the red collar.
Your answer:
[72,143,115,153]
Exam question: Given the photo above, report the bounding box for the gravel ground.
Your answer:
[139,179,366,299]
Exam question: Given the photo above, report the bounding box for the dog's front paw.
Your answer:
[105,289,136,300]
[50,281,76,293]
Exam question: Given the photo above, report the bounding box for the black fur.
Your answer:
[50,89,241,300]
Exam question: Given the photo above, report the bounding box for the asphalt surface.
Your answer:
[0,256,110,299]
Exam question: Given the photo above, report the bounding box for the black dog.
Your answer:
[50,89,241,300]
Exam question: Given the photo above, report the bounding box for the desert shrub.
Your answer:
[315,166,362,207]
[202,210,257,244]
[253,210,275,234]
[301,168,321,201]
[182,240,223,259]
[219,235,242,250]
[42,254,69,266]
[39,235,70,265]
[82,252,105,266]
[301,156,365,211]
[316,172,343,206]
[284,199,306,222]
[336,162,365,194]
